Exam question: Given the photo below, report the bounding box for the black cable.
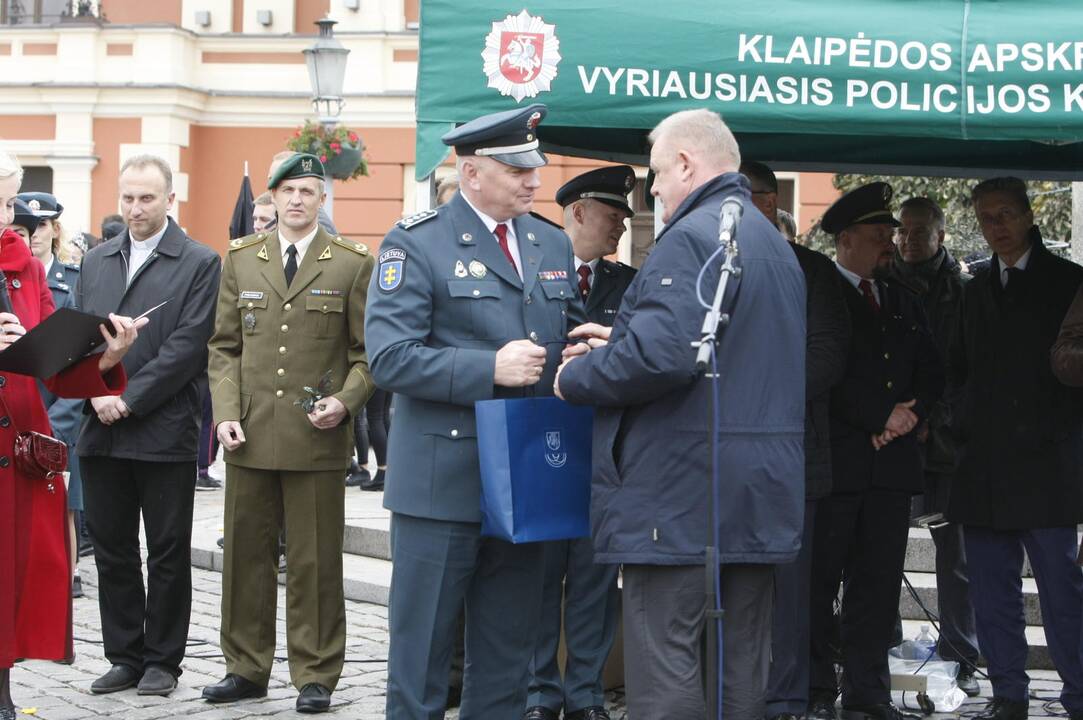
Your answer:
[900,573,989,680]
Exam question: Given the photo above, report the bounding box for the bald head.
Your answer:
[648,109,741,222]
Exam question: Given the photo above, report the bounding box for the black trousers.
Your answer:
[81,456,196,675]
[809,489,911,707]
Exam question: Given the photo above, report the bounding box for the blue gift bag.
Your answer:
[475,396,593,543]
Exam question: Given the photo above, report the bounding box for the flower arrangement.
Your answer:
[286,121,369,180]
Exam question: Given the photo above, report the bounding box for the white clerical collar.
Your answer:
[281,224,319,265]
[130,220,168,251]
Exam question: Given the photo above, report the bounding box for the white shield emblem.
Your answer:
[544,429,567,468]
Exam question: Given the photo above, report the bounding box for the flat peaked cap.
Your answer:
[556,166,636,217]
[442,103,548,168]
[820,181,901,235]
[10,198,44,234]
[269,153,326,190]
[17,191,63,219]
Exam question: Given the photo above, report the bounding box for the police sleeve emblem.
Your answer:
[378,248,407,292]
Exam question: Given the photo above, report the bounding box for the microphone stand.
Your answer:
[691,198,742,720]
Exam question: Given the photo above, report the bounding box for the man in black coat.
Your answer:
[891,196,980,696]
[947,177,1083,720]
[742,161,852,720]
[77,155,221,697]
[808,183,943,720]
[525,166,636,720]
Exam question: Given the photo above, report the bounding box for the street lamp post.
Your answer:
[304,17,350,218]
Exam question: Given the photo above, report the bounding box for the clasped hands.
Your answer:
[871,399,919,450]
[216,396,347,451]
[493,323,613,398]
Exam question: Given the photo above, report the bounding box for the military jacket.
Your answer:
[209,226,374,471]
[365,192,588,522]
[584,258,636,326]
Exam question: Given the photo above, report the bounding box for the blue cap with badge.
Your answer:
[10,198,44,235]
[442,104,548,169]
[820,181,901,235]
[556,165,636,217]
[16,192,63,219]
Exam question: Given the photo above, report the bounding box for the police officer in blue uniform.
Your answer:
[365,103,587,720]
[525,166,636,720]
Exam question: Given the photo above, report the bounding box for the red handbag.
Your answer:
[14,430,68,480]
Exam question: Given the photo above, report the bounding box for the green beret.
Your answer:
[268,153,326,190]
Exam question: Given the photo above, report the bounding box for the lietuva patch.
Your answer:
[378,248,407,292]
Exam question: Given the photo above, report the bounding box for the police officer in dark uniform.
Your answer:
[524,166,635,720]
[807,183,944,720]
[16,193,80,302]
[365,103,587,720]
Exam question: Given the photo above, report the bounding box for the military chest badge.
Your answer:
[468,260,488,278]
[537,270,568,281]
[243,311,257,332]
[482,10,562,103]
[378,248,407,292]
[454,260,468,278]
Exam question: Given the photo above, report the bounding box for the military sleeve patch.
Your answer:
[378,248,407,292]
[396,209,438,230]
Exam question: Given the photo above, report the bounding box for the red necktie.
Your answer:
[858,278,880,314]
[578,264,592,300]
[493,223,518,275]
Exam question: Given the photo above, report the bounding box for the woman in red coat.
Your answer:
[0,152,146,719]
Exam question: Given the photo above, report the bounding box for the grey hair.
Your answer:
[648,109,741,170]
[121,154,174,193]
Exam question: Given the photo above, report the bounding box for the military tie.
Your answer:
[493,223,519,275]
[284,244,298,287]
[858,278,880,314]
[578,264,592,300]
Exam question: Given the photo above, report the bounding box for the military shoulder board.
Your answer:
[397,209,438,230]
[229,233,266,251]
[332,236,369,255]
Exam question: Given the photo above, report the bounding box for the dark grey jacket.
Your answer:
[76,218,221,462]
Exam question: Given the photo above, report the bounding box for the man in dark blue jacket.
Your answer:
[556,109,806,720]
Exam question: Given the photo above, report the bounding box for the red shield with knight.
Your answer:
[483,10,562,103]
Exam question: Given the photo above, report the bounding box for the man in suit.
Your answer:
[807,183,944,720]
[741,161,852,720]
[524,166,636,720]
[204,153,375,714]
[948,177,1083,720]
[365,103,587,720]
[77,155,222,697]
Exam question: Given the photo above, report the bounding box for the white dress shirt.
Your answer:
[461,193,523,279]
[127,221,168,285]
[998,245,1033,287]
[835,261,881,305]
[281,225,320,268]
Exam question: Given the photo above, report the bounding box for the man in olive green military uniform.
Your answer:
[204,153,374,714]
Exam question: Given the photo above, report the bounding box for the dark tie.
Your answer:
[578,264,592,300]
[493,223,518,275]
[284,244,298,286]
[1004,266,1021,288]
[858,278,880,314]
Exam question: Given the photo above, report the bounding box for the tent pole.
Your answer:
[416,174,437,213]
[1073,183,1083,267]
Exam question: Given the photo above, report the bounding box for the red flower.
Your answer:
[320,154,327,162]
[294,129,301,137]
[348,132,359,143]
[330,142,341,150]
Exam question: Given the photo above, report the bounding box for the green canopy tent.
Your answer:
[415,0,1083,182]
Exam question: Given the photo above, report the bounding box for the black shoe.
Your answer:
[446,684,462,709]
[72,575,84,599]
[360,468,384,492]
[202,674,267,703]
[808,697,839,720]
[841,702,921,720]
[196,472,222,490]
[957,664,981,698]
[973,698,1029,720]
[523,707,559,720]
[345,468,370,487]
[216,536,224,549]
[91,664,141,694]
[566,707,610,720]
[296,683,332,714]
[137,665,177,696]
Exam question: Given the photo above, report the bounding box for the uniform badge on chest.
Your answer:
[454,260,468,278]
[244,312,257,332]
[469,261,487,279]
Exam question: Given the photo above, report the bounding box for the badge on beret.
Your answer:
[378,248,407,292]
[469,260,487,278]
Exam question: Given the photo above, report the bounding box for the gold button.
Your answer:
[284,302,292,311]
[322,304,328,311]
[886,381,894,389]
[275,390,284,398]
[247,302,254,309]
[277,368,285,376]
[279,346,286,354]
[281,324,289,332]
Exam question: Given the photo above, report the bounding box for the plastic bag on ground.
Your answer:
[888,655,968,714]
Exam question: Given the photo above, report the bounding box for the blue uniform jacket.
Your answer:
[39,260,84,453]
[366,192,588,523]
[560,173,807,565]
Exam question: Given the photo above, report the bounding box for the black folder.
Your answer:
[0,307,111,379]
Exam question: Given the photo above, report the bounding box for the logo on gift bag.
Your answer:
[544,430,567,468]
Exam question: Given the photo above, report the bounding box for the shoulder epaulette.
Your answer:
[63,262,80,272]
[333,236,369,255]
[228,233,266,252]
[529,211,564,230]
[397,209,438,230]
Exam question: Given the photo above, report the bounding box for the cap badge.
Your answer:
[27,199,40,211]
[483,10,562,102]
[301,158,313,173]
[469,260,488,278]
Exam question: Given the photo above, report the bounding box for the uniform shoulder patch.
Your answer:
[63,262,80,273]
[396,209,438,230]
[228,233,265,252]
[378,248,407,292]
[333,236,369,255]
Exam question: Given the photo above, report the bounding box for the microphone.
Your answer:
[718,197,744,245]
[0,270,13,315]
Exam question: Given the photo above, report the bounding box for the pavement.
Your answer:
[6,459,1070,719]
